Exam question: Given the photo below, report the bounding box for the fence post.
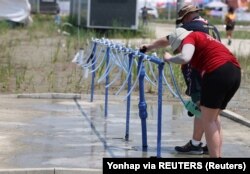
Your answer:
[125,53,133,141]
[138,55,148,150]
[105,47,110,117]
[157,62,164,157]
[90,42,97,102]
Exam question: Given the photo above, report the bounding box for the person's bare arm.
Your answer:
[163,44,195,64]
[140,36,170,52]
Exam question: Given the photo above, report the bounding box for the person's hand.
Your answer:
[139,45,148,53]
[163,52,172,62]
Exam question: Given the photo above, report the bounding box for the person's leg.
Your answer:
[226,30,231,38]
[216,115,223,155]
[199,62,241,157]
[190,70,204,144]
[192,117,204,141]
[192,116,209,154]
[200,106,221,157]
[175,66,204,154]
[226,30,233,45]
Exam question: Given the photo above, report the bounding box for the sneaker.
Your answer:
[175,140,203,155]
[202,145,209,154]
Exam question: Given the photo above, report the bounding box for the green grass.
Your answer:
[220,30,250,39]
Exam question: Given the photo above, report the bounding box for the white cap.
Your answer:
[169,28,192,52]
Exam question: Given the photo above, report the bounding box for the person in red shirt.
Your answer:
[140,4,221,155]
[164,28,241,158]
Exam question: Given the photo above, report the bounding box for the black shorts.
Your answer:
[200,62,241,109]
[226,23,235,31]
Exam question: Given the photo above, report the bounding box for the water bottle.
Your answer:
[184,100,201,118]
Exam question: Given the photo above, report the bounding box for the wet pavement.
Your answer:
[0,93,249,172]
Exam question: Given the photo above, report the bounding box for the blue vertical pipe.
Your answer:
[125,53,133,141]
[157,62,164,158]
[104,47,110,117]
[90,43,97,102]
[138,56,148,150]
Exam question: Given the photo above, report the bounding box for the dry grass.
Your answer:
[0,15,156,95]
[0,18,86,94]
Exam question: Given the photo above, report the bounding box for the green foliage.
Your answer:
[0,21,10,34]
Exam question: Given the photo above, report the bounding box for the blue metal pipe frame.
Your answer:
[157,62,164,157]
[125,53,133,141]
[88,39,165,157]
[138,55,148,150]
[90,43,97,102]
[104,47,110,117]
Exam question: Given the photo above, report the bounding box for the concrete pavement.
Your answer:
[0,93,249,173]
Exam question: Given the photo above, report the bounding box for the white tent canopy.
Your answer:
[0,0,32,24]
[205,0,227,9]
[204,0,228,20]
